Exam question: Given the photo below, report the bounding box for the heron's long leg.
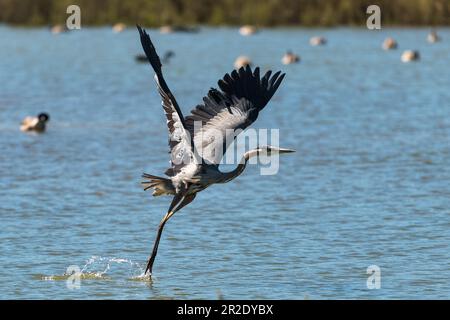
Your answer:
[145,193,196,275]
[171,193,196,213]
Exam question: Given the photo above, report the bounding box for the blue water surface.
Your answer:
[0,26,449,299]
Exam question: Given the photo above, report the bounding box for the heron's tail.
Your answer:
[141,173,175,196]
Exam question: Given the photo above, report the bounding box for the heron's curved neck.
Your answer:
[218,149,259,183]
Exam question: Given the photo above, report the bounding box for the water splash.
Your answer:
[36,256,147,281]
[80,256,146,279]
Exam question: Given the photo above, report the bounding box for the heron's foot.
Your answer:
[145,261,154,277]
[134,270,152,283]
[144,272,152,280]
[140,265,152,280]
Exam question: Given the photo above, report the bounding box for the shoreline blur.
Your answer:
[1,0,449,27]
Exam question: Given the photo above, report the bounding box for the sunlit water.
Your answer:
[0,26,449,299]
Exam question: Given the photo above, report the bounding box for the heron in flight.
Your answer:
[137,25,294,275]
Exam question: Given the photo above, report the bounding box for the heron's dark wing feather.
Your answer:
[137,25,193,176]
[185,65,285,165]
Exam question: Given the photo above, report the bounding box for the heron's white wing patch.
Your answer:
[155,75,194,175]
[192,103,250,165]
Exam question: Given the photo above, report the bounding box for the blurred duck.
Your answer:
[281,51,300,65]
[112,23,126,33]
[239,25,258,36]
[401,50,420,63]
[159,25,199,34]
[159,26,174,34]
[135,54,147,62]
[50,24,67,34]
[310,36,326,46]
[136,50,175,64]
[20,113,50,133]
[427,30,440,43]
[382,37,397,50]
[162,50,175,64]
[234,56,252,69]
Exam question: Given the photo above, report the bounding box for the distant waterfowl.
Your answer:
[159,25,199,34]
[135,54,147,62]
[162,50,175,64]
[20,113,50,133]
[112,23,126,33]
[136,51,175,64]
[281,51,300,65]
[159,26,174,34]
[427,30,440,43]
[401,50,420,62]
[234,56,252,69]
[50,25,67,34]
[239,25,258,36]
[382,37,398,50]
[136,25,292,275]
[310,36,326,46]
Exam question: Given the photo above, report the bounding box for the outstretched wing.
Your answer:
[137,25,194,176]
[185,65,285,165]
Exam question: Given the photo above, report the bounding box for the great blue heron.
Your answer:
[137,25,295,275]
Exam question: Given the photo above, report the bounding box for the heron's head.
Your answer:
[262,145,295,155]
[254,145,295,157]
[38,113,50,123]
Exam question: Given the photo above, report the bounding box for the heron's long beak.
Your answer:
[278,148,296,154]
